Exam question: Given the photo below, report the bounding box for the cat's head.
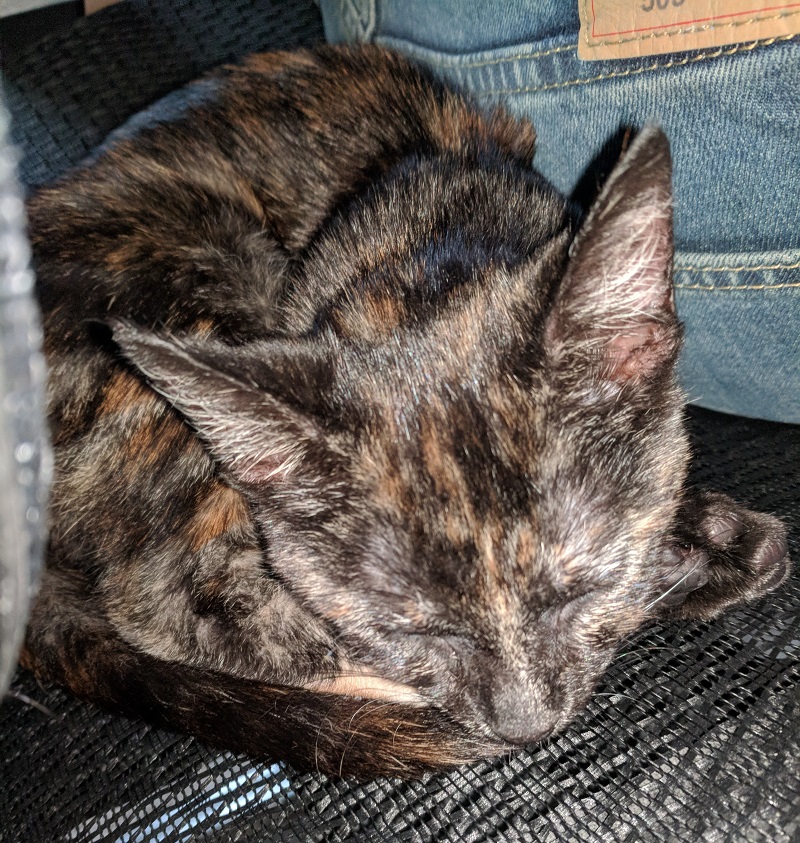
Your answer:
[114,127,692,745]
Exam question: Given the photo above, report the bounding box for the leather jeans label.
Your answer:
[578,0,800,59]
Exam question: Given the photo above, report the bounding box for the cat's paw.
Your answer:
[655,492,791,621]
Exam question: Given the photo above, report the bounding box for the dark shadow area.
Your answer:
[0,1,83,60]
[569,125,635,213]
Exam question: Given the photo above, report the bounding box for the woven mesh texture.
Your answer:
[1,2,798,840]
[1,0,325,189]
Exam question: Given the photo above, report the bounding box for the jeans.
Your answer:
[320,0,800,423]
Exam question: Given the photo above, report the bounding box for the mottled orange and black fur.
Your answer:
[22,45,790,776]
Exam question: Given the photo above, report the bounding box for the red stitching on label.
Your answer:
[590,1,800,39]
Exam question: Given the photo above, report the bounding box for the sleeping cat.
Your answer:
[21,45,790,776]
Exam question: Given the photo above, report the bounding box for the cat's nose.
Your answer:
[488,711,557,745]
[484,686,560,745]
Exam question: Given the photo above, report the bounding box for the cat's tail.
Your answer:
[20,567,499,777]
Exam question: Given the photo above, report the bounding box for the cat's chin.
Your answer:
[303,664,425,703]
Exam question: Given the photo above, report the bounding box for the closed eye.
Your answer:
[548,590,599,624]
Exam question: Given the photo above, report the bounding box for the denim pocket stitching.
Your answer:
[458,44,577,67]
[674,281,800,290]
[673,256,800,290]
[480,35,798,95]
[677,260,800,273]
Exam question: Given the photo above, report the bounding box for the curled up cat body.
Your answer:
[22,45,790,777]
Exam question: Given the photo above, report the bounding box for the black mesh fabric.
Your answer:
[1,0,325,189]
[1,2,797,841]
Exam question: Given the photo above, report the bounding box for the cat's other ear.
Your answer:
[546,126,680,384]
[110,321,340,488]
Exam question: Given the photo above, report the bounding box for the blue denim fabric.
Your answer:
[320,0,800,422]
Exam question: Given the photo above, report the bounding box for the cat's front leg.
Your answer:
[653,491,791,621]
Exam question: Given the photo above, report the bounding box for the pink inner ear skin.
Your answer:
[605,321,673,383]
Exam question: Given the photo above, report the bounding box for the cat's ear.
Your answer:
[110,321,338,488]
[546,127,680,384]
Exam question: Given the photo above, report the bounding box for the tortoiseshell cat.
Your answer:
[22,46,790,776]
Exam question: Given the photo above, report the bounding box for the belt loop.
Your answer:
[339,0,377,42]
